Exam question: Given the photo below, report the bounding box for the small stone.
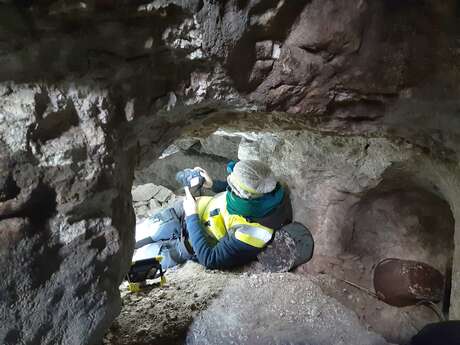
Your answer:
[136,329,148,337]
[249,60,274,86]
[149,199,161,212]
[136,206,149,217]
[154,185,174,203]
[272,43,281,59]
[134,201,149,208]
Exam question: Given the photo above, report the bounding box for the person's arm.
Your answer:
[194,167,228,193]
[182,187,262,269]
[186,214,261,269]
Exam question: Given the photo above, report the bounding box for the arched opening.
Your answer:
[106,118,459,345]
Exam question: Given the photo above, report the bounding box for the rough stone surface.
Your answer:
[1,1,460,345]
[135,134,237,190]
[132,183,175,221]
[0,83,135,345]
[186,272,393,345]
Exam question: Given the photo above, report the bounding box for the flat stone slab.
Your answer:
[132,183,160,202]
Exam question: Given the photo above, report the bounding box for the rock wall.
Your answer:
[0,83,135,345]
[0,1,460,344]
[3,1,460,122]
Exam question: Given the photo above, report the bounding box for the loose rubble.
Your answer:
[132,183,176,221]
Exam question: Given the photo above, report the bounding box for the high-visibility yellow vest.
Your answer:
[196,192,274,248]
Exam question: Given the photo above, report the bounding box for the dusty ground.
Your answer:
[103,259,444,345]
[103,262,236,345]
[103,262,398,345]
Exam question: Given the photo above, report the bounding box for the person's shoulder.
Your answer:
[231,223,273,248]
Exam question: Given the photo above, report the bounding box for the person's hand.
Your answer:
[183,187,198,216]
[194,167,213,189]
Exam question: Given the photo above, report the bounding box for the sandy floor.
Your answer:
[103,262,236,345]
[103,262,399,345]
[103,259,444,345]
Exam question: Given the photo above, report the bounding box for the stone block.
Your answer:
[154,185,174,203]
[148,199,161,213]
[132,183,160,202]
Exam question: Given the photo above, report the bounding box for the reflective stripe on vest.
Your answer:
[233,224,273,248]
[196,192,274,248]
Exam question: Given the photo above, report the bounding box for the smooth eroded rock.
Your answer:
[186,273,392,345]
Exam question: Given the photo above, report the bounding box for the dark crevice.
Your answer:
[90,235,107,253]
[298,44,322,54]
[17,182,62,290]
[74,281,93,299]
[0,173,21,202]
[22,182,57,228]
[189,107,217,118]
[0,180,57,225]
[34,88,50,121]
[325,97,389,122]
[443,262,453,316]
[30,241,63,289]
[344,116,382,123]
[2,85,13,97]
[31,100,80,143]
[4,329,20,345]
[383,0,429,11]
